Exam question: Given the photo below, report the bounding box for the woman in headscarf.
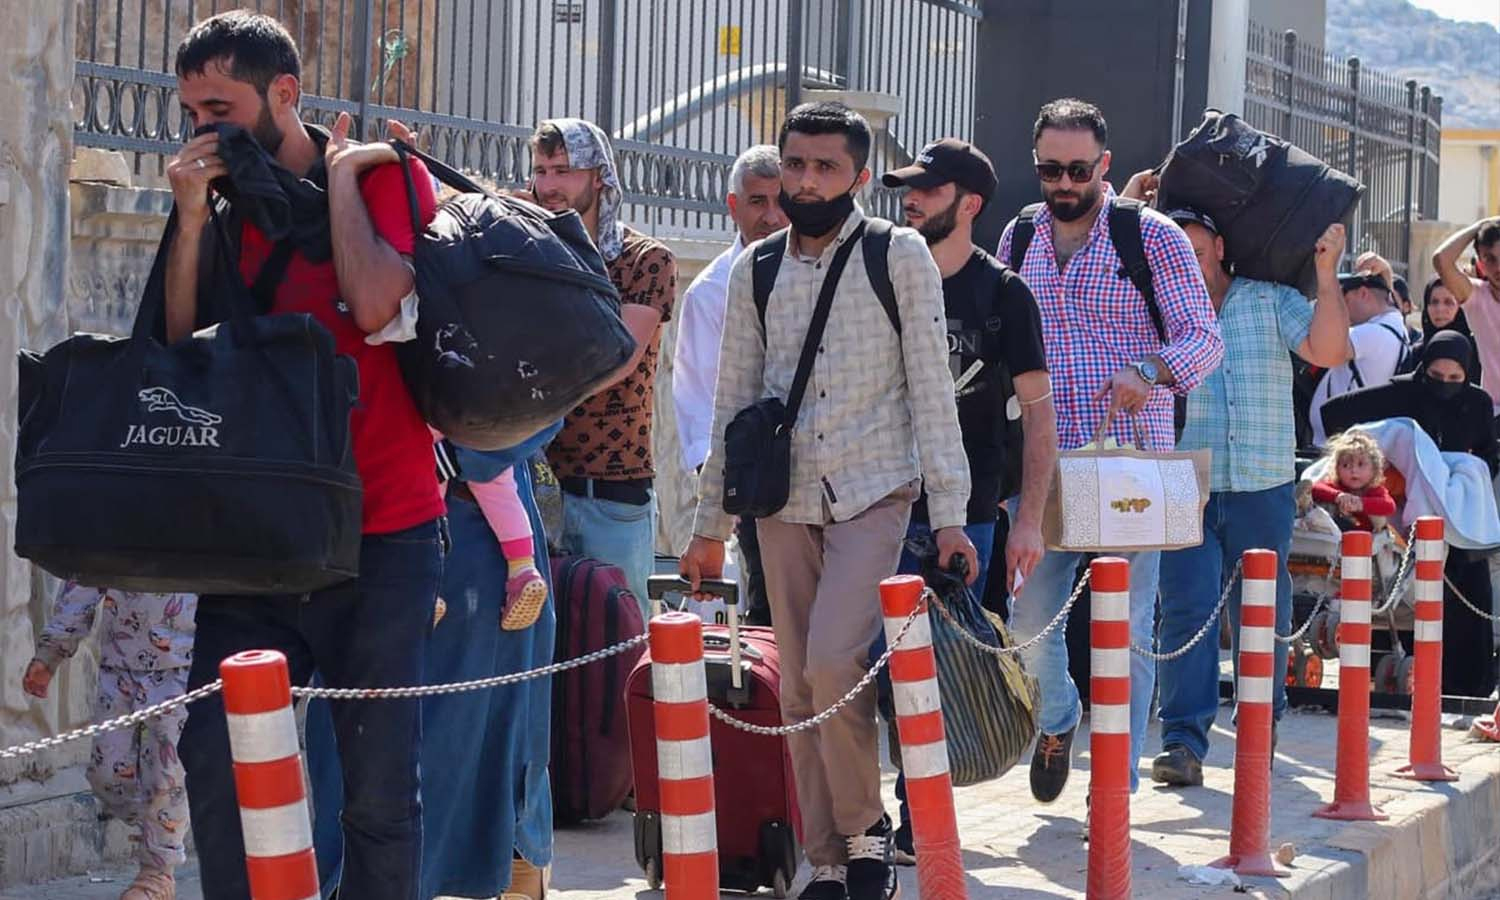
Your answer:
[1414,276,1482,386]
[1320,330,1497,697]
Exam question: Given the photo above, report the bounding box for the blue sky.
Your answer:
[1407,0,1500,29]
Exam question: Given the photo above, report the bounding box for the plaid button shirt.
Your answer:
[693,208,971,539]
[1177,278,1313,492]
[998,188,1223,451]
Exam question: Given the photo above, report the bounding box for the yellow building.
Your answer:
[1440,129,1500,224]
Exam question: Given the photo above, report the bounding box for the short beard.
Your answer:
[914,197,961,246]
[570,179,599,218]
[252,99,286,157]
[1044,181,1101,223]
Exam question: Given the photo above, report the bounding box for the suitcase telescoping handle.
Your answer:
[645,575,743,690]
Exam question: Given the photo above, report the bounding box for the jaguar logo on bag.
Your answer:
[119,388,224,449]
[1042,411,1210,552]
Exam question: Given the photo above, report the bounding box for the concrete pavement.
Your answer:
[6,705,1496,899]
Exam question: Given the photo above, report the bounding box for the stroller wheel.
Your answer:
[1398,654,1417,695]
[1373,651,1401,694]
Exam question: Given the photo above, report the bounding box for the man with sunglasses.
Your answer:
[997,98,1222,805]
[1308,267,1410,447]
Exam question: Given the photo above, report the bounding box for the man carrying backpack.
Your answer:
[163,12,444,900]
[998,98,1223,805]
[1134,198,1350,787]
[682,101,974,900]
[531,118,678,612]
[876,138,1056,861]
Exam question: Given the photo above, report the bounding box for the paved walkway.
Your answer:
[7,705,1497,899]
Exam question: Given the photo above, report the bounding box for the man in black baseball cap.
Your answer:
[872,139,1055,864]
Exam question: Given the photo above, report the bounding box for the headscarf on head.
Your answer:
[1420,276,1473,343]
[1421,329,1473,378]
[544,117,625,262]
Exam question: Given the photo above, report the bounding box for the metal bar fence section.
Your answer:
[1243,22,1442,275]
[73,0,982,238]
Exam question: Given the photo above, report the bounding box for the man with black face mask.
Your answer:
[682,102,974,900]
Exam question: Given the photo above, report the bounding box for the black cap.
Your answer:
[881,138,997,205]
[1165,208,1219,236]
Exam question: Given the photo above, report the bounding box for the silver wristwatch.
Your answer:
[1133,359,1161,386]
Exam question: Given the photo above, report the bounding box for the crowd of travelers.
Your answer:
[16,9,1500,900]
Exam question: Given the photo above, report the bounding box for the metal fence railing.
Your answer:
[72,0,982,239]
[1244,23,1442,276]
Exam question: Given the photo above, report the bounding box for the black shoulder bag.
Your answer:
[722,223,868,517]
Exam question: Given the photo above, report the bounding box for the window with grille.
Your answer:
[554,2,583,24]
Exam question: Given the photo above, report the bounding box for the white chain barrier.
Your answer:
[291,631,651,701]
[1443,573,1500,622]
[1130,561,1241,662]
[0,631,655,763]
[1276,557,1340,645]
[926,566,1093,659]
[707,600,924,736]
[1371,523,1419,617]
[0,679,225,762]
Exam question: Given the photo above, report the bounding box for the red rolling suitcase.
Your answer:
[628,576,801,896]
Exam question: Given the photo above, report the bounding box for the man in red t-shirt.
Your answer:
[163,13,442,900]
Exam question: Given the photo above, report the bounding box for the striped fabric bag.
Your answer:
[888,566,1040,787]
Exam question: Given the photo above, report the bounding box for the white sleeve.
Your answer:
[672,276,726,471]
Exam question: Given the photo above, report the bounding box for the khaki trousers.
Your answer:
[755,482,915,864]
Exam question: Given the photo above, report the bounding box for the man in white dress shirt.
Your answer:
[674,144,787,623]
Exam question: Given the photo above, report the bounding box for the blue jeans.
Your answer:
[180,521,444,900]
[1010,541,1160,792]
[558,487,657,620]
[878,518,996,829]
[1157,483,1294,762]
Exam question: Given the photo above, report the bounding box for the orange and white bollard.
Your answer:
[1087,557,1132,900]
[220,650,319,900]
[1314,531,1388,821]
[1395,517,1458,782]
[1211,549,1288,877]
[648,612,719,898]
[880,575,967,900]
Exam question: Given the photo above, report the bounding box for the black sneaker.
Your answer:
[799,865,847,900]
[1029,726,1077,803]
[845,815,900,900]
[1150,744,1204,786]
[892,820,915,866]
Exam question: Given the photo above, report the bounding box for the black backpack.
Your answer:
[390,141,635,451]
[1006,197,1164,342]
[751,219,900,334]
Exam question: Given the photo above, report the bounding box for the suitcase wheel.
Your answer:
[759,819,799,896]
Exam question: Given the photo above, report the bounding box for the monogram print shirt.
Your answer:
[548,226,678,481]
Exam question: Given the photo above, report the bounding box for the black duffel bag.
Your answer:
[389,141,635,451]
[15,209,362,595]
[1158,110,1362,292]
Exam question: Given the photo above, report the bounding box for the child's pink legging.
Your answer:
[468,466,535,562]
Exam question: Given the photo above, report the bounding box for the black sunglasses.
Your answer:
[1034,153,1104,184]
